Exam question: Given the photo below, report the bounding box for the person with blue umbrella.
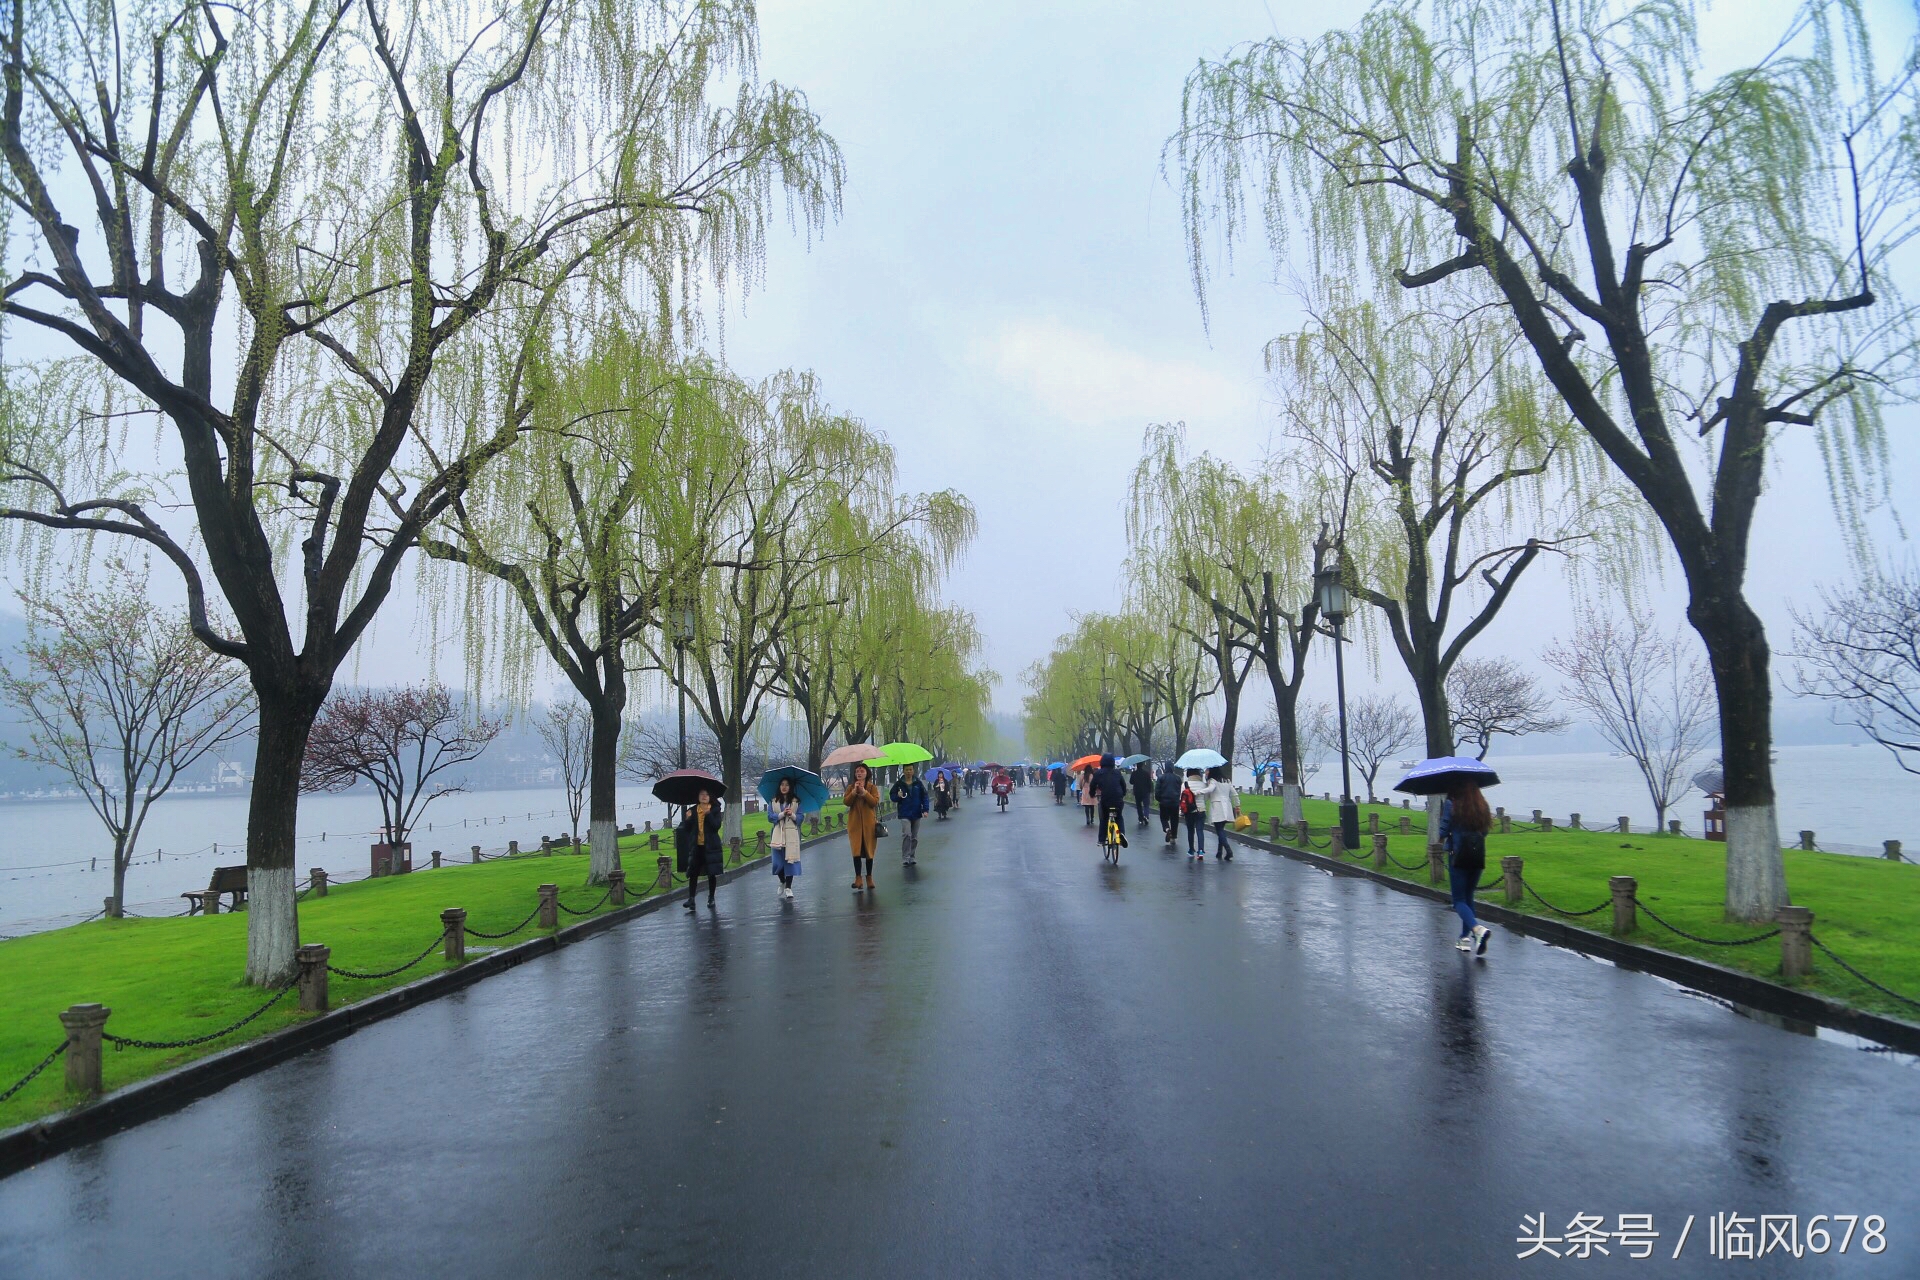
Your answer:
[759,766,827,902]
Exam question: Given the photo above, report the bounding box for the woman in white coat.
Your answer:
[1195,765,1239,861]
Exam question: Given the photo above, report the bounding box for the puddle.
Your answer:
[1652,975,1918,1065]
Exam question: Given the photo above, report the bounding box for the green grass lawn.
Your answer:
[0,805,842,1131]
[1239,794,1920,1022]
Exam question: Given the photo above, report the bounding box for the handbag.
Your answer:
[1233,812,1253,831]
[874,820,890,838]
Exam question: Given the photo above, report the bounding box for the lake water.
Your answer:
[0,784,685,937]
[1,744,1913,936]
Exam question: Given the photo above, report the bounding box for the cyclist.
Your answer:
[992,771,1014,811]
[1092,754,1130,858]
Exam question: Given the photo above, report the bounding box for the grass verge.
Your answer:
[0,806,841,1131]
[1238,795,1920,1024]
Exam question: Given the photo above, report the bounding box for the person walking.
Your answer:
[1154,761,1183,847]
[1439,783,1494,955]
[1180,769,1206,860]
[1078,765,1098,827]
[844,762,880,892]
[678,788,725,910]
[933,773,953,820]
[1051,767,1069,805]
[1196,765,1239,860]
[890,764,931,865]
[1130,759,1153,830]
[767,776,803,901]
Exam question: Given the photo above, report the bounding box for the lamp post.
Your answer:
[1315,558,1361,852]
[673,603,696,770]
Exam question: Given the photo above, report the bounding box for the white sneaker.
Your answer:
[1454,936,1474,952]
[1473,925,1491,955]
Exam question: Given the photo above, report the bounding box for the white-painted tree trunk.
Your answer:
[588,816,620,884]
[1280,783,1303,827]
[244,866,299,987]
[1426,794,1444,842]
[1724,803,1788,921]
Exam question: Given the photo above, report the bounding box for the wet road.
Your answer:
[3,794,1916,1277]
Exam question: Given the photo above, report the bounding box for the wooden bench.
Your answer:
[183,865,249,915]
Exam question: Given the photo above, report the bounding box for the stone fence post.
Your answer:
[471,845,482,863]
[1367,811,1380,835]
[1398,815,1411,836]
[1330,825,1345,859]
[508,839,520,856]
[297,945,330,1012]
[1269,816,1282,842]
[60,1004,109,1097]
[311,868,328,898]
[1532,809,1542,825]
[1427,843,1445,885]
[1498,813,1512,835]
[1371,832,1388,871]
[1570,813,1582,831]
[1776,906,1813,979]
[537,884,558,930]
[1297,820,1311,847]
[1540,816,1555,833]
[1798,831,1816,851]
[1618,817,1631,834]
[1887,840,1904,862]
[1668,820,1682,836]
[540,837,552,855]
[431,850,442,869]
[441,910,466,964]
[1501,856,1523,905]
[609,870,627,906]
[656,855,673,890]
[1609,877,1636,935]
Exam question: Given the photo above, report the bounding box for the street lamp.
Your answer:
[673,603,696,770]
[1315,558,1361,852]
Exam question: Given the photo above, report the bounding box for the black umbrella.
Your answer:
[652,768,727,807]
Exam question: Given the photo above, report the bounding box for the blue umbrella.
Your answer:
[758,765,830,813]
[1048,761,1067,770]
[1118,753,1151,767]
[1175,748,1227,770]
[1392,756,1500,796]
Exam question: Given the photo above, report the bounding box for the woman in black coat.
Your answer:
[678,789,725,910]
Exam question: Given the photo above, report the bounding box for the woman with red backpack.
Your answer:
[1179,769,1206,860]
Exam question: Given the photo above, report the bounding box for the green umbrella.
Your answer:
[875,741,934,767]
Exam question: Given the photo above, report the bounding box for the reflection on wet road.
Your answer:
[2,795,1915,1276]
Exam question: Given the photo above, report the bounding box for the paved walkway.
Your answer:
[2,793,1916,1277]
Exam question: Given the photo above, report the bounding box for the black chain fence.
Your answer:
[1521,879,1611,917]
[462,903,544,941]
[102,978,297,1052]
[0,1040,69,1104]
[1810,936,1920,1012]
[1631,897,1780,947]
[554,888,614,917]
[327,934,445,982]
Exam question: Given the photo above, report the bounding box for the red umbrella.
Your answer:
[652,768,727,807]
[1068,753,1103,773]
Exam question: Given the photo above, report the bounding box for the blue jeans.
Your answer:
[1448,861,1480,936]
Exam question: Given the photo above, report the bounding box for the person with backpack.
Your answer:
[1179,769,1206,860]
[1439,782,1494,954]
[890,764,931,865]
[1153,762,1183,846]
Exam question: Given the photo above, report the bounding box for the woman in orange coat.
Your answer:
[843,761,881,892]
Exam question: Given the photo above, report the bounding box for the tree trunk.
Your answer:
[1412,655,1453,758]
[110,832,130,919]
[586,697,623,884]
[246,691,318,986]
[719,734,745,841]
[1689,590,1786,921]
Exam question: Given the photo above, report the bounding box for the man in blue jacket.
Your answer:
[890,765,931,865]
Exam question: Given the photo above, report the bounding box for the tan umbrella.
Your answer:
[822,743,885,768]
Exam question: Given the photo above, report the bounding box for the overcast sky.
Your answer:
[4,0,1915,733]
[712,0,1918,719]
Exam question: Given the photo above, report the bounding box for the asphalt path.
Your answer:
[2,791,1916,1277]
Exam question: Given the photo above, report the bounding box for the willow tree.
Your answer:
[423,336,749,883]
[1174,0,1919,918]
[641,372,974,836]
[1110,588,1217,759]
[1279,302,1619,779]
[0,0,843,980]
[1129,422,1326,821]
[876,606,995,761]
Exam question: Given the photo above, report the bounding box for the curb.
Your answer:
[1235,830,1920,1055]
[0,835,835,1180]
